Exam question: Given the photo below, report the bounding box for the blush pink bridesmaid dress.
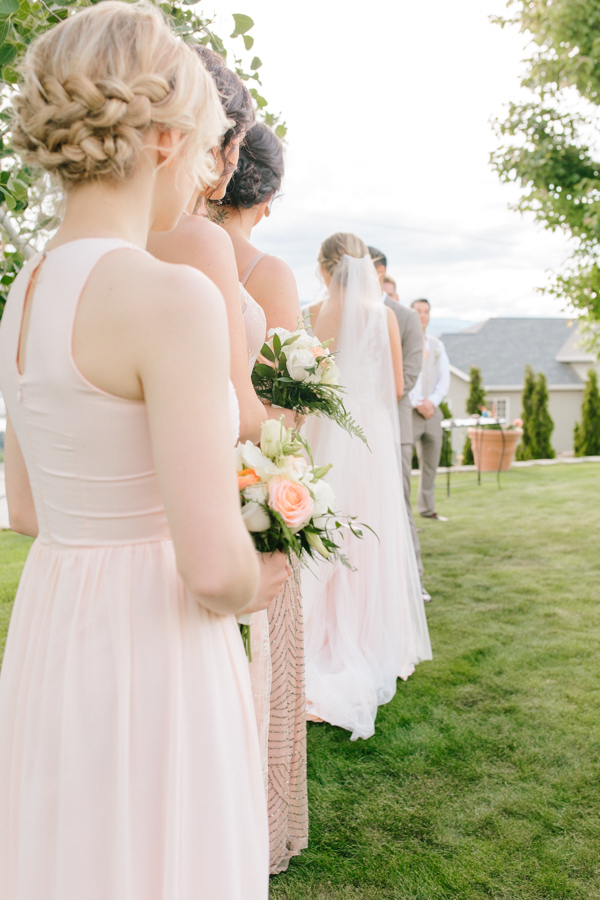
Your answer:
[0,239,269,900]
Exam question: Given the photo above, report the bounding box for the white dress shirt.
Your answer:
[409,334,450,409]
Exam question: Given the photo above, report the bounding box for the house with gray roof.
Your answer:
[440,318,600,455]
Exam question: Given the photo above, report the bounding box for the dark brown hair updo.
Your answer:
[194,46,254,149]
[221,121,284,208]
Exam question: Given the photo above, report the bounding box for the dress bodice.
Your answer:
[0,239,239,548]
[241,283,266,372]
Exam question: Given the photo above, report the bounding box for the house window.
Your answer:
[491,397,509,421]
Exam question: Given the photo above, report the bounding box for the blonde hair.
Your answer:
[12,1,228,188]
[318,232,369,278]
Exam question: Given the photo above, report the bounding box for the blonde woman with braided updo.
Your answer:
[0,3,290,897]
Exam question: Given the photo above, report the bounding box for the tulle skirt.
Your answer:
[0,538,269,900]
[302,407,432,741]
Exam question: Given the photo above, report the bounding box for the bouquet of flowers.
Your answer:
[236,418,367,657]
[251,323,367,444]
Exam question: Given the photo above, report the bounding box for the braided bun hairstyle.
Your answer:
[12,0,228,188]
[221,122,283,209]
[318,233,369,279]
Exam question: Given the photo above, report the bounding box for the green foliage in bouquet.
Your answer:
[252,328,368,445]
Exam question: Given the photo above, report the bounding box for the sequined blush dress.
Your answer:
[241,256,309,874]
[0,239,269,900]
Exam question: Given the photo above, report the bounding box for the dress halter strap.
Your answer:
[240,252,268,287]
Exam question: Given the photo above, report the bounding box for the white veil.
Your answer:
[302,254,432,741]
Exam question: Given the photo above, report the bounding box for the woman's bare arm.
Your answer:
[386,306,404,400]
[4,417,38,537]
[148,220,267,444]
[244,254,302,332]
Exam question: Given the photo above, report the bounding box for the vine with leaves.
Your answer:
[0,0,285,315]
[491,0,600,350]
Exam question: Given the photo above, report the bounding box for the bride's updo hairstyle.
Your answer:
[12,0,228,188]
[221,122,284,209]
[318,232,369,282]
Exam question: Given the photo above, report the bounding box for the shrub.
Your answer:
[574,369,600,456]
[462,366,486,465]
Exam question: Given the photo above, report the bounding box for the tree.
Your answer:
[531,372,555,459]
[0,0,284,316]
[492,0,600,346]
[518,366,555,460]
[574,368,600,456]
[462,365,487,465]
[516,364,537,460]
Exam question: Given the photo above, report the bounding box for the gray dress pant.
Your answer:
[401,442,424,579]
[412,407,443,517]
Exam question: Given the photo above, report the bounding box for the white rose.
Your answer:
[286,347,319,382]
[243,482,268,504]
[310,478,336,527]
[260,418,284,459]
[319,358,340,385]
[284,455,309,481]
[241,500,271,532]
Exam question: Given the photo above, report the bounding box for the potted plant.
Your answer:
[467,415,524,472]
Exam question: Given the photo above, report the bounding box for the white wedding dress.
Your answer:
[302,255,432,741]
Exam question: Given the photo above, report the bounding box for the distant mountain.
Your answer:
[429,317,478,337]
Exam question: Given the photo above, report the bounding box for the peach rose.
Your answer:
[310,346,328,360]
[238,468,260,490]
[268,477,314,533]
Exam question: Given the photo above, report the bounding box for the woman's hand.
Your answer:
[263,403,306,433]
[241,551,291,614]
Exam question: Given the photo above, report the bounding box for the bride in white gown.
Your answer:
[302,232,432,741]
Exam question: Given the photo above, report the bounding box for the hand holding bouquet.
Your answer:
[251,322,367,444]
[236,418,367,657]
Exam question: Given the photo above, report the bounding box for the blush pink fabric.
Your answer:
[0,239,268,900]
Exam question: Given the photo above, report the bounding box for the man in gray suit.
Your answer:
[368,247,429,602]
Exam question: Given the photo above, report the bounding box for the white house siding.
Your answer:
[445,375,584,457]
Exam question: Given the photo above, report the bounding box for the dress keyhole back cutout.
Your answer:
[16,255,46,378]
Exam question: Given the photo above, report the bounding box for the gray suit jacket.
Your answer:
[385,298,423,444]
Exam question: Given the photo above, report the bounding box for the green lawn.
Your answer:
[1,465,599,898]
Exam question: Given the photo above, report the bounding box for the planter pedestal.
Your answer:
[467,427,523,472]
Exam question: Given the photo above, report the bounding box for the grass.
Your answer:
[1,465,599,898]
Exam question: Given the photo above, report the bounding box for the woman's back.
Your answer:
[302,253,431,740]
[0,240,171,546]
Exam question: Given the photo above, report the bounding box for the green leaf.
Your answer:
[243,34,254,50]
[311,464,333,482]
[249,88,268,109]
[230,13,253,37]
[259,343,275,362]
[0,19,9,43]
[0,41,16,65]
[252,363,277,379]
[275,124,288,140]
[3,192,16,210]
[250,56,262,70]
[272,332,281,357]
[0,0,18,16]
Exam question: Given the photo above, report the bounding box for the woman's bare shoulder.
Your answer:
[148,215,235,269]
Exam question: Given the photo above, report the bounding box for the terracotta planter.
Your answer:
[467,427,523,472]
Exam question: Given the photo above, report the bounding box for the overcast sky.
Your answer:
[207,0,574,323]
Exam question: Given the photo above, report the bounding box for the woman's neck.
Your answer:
[48,169,154,250]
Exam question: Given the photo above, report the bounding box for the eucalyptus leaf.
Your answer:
[230,13,253,37]
[0,0,18,17]
[243,33,254,50]
[250,56,261,70]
